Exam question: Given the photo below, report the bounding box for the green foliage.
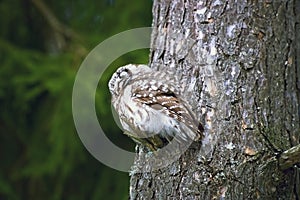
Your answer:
[0,0,152,199]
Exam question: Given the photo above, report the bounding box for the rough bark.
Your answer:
[130,0,300,199]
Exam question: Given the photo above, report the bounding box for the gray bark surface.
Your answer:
[130,1,300,199]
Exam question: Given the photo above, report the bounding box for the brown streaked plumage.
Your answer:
[108,64,203,151]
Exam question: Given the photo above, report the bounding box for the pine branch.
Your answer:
[30,0,87,56]
[279,144,300,170]
[31,0,80,40]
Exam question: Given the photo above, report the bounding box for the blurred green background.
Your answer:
[0,0,152,199]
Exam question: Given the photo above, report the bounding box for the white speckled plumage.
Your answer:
[108,64,203,151]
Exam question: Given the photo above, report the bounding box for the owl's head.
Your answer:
[108,64,151,96]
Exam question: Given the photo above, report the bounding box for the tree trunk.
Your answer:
[130,0,300,199]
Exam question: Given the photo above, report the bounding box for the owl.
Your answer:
[108,64,203,151]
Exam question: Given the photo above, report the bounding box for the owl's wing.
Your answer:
[132,82,203,140]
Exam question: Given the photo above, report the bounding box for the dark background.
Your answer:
[0,0,152,199]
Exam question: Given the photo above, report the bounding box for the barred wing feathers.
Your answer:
[132,82,203,140]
